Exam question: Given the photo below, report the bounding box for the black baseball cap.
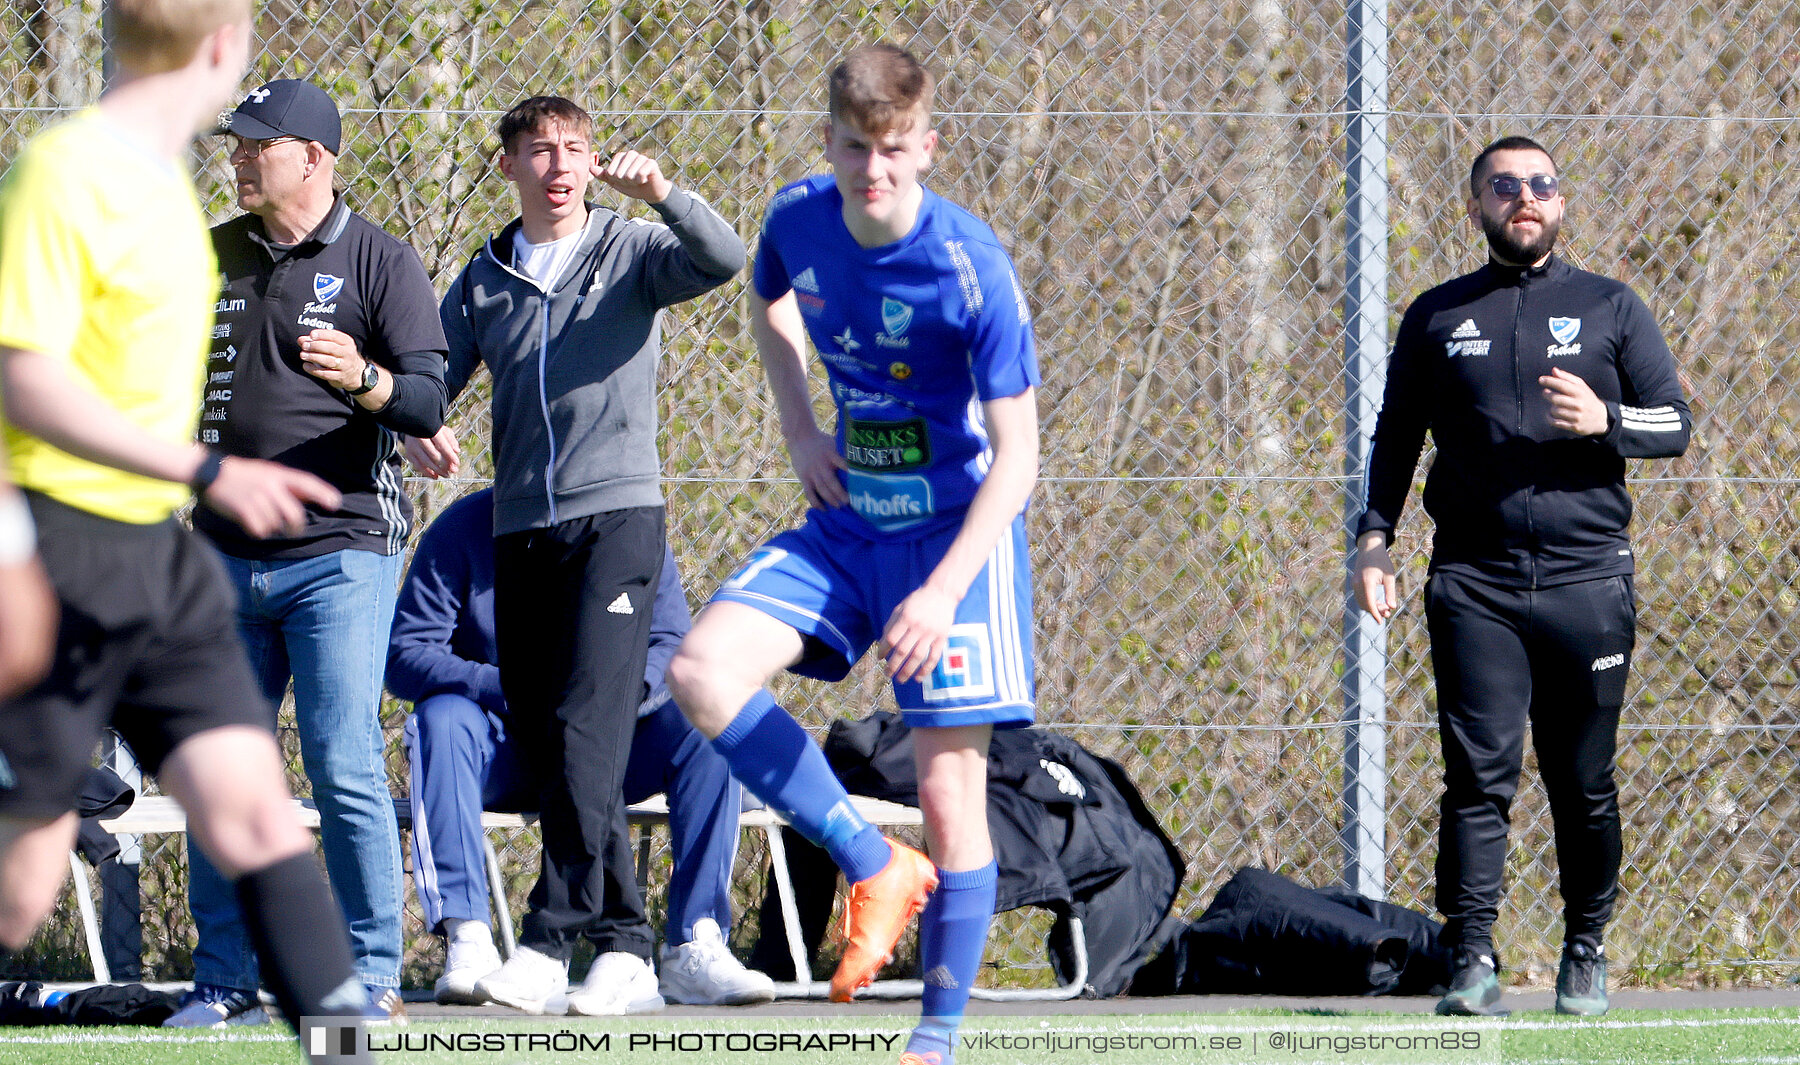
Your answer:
[225,79,341,155]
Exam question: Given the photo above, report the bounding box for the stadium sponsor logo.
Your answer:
[846,470,934,532]
[1591,652,1625,672]
[1446,339,1491,357]
[846,417,930,471]
[923,624,997,701]
[1451,318,1481,339]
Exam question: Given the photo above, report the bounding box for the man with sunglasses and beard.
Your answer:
[1352,136,1691,1018]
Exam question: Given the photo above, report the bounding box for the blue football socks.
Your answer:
[711,690,892,883]
[907,861,998,1065]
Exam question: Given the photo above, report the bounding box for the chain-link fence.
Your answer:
[4,0,1798,990]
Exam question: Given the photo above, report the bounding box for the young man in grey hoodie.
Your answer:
[408,95,745,1016]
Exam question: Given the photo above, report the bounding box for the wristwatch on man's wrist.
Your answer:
[190,448,225,494]
[346,362,380,397]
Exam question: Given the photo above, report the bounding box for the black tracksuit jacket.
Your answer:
[1357,255,1692,588]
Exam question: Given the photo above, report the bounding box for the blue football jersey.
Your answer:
[753,174,1040,539]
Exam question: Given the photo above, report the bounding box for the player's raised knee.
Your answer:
[664,640,731,737]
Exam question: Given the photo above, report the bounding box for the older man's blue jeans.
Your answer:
[186,548,405,993]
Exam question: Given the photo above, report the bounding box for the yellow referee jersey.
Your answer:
[0,109,215,524]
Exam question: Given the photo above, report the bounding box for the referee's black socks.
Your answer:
[236,853,373,1063]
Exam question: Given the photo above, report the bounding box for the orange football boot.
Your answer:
[828,840,938,1001]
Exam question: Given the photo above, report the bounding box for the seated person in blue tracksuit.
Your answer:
[386,488,775,1009]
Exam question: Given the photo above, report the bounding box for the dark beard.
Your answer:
[1483,211,1559,265]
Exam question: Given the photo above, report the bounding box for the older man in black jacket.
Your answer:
[173,78,447,1028]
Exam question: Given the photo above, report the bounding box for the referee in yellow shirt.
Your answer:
[0,0,374,1056]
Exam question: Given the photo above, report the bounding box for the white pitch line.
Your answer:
[5,1013,1795,1047]
[0,1031,288,1044]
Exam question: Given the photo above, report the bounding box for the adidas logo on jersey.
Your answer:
[1451,319,1481,339]
[792,267,821,294]
[607,593,634,615]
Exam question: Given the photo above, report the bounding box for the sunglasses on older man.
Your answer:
[1487,173,1559,201]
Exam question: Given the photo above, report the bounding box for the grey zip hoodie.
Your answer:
[440,187,745,535]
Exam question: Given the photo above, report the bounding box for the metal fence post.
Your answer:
[1341,0,1390,900]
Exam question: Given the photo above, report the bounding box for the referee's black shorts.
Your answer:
[0,492,273,820]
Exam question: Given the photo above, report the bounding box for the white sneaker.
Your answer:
[436,927,504,1005]
[474,945,570,1014]
[659,918,777,1005]
[566,951,665,1016]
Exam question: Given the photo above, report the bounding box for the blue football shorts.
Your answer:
[710,510,1035,729]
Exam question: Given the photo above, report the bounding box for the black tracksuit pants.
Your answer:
[493,505,665,961]
[1424,569,1635,959]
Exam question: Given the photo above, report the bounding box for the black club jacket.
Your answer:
[748,711,1186,998]
[1356,255,1692,588]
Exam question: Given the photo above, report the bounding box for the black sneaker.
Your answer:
[1435,949,1508,1016]
[1556,943,1608,1016]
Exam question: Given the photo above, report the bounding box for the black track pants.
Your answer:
[1424,569,1635,958]
[493,506,665,960]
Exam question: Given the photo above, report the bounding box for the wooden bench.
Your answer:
[84,792,1085,1001]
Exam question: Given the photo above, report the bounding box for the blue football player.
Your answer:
[666,42,1040,1065]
